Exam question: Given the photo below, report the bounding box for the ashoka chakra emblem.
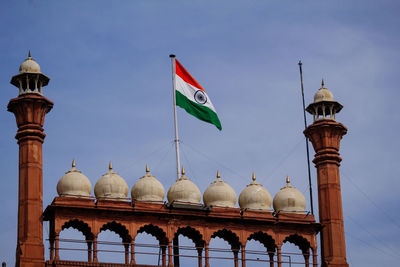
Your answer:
[194,90,207,104]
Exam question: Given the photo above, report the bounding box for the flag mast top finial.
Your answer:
[169,54,176,58]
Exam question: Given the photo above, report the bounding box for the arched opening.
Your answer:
[173,226,205,267]
[246,232,276,266]
[97,221,131,264]
[135,224,168,266]
[281,234,311,267]
[209,229,240,266]
[134,232,161,265]
[58,228,88,261]
[56,219,94,262]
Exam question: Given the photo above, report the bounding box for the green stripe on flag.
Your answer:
[176,90,222,130]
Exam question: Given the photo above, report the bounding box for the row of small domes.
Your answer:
[57,160,306,213]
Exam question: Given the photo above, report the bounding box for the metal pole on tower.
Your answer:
[298,60,314,215]
[170,54,181,181]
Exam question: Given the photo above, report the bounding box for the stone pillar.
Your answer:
[233,250,239,267]
[131,241,136,265]
[276,246,281,267]
[124,243,130,264]
[8,94,53,267]
[173,235,180,267]
[54,233,59,261]
[304,252,310,267]
[162,245,167,267]
[268,252,274,267]
[49,236,55,261]
[93,236,98,263]
[87,241,92,262]
[312,247,318,267]
[205,242,210,267]
[304,119,349,267]
[197,248,202,267]
[241,245,246,267]
[168,241,173,267]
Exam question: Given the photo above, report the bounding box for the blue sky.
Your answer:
[1,0,400,266]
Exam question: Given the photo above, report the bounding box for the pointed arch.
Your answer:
[175,226,205,248]
[99,221,131,243]
[137,224,168,245]
[247,231,276,253]
[283,234,310,253]
[61,219,93,240]
[211,229,240,250]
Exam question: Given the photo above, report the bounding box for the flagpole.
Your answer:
[298,60,314,215]
[170,54,181,180]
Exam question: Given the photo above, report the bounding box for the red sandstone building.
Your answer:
[7,53,349,267]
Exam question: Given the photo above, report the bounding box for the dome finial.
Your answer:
[217,170,221,179]
[146,164,150,173]
[72,159,76,168]
[252,172,256,182]
[109,161,113,171]
[286,175,290,184]
[28,50,31,58]
[181,165,185,176]
[321,79,325,87]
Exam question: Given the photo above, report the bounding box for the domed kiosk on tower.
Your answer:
[131,164,165,201]
[167,166,201,204]
[273,176,306,214]
[10,51,50,95]
[203,170,236,208]
[57,160,91,197]
[306,80,343,121]
[238,173,272,210]
[94,162,129,199]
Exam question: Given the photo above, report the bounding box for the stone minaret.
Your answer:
[8,52,53,267]
[304,80,349,267]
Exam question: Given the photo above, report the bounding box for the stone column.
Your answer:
[233,249,239,267]
[268,252,274,267]
[205,242,210,267]
[277,246,281,267]
[304,252,310,267]
[173,235,180,267]
[131,241,136,265]
[162,245,167,267]
[8,94,53,267]
[197,248,202,267]
[54,233,59,261]
[241,245,246,267]
[312,247,318,267]
[87,241,92,262]
[304,119,349,267]
[49,236,55,261]
[124,243,130,264]
[168,241,173,267]
[93,235,98,263]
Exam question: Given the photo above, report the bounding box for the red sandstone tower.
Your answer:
[8,52,53,267]
[304,81,349,267]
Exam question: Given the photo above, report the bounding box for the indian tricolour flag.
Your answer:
[174,59,222,130]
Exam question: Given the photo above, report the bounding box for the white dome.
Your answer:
[314,80,334,102]
[273,176,306,214]
[131,165,165,202]
[239,173,272,211]
[167,167,201,204]
[203,171,236,208]
[94,162,129,199]
[57,160,91,197]
[19,51,41,73]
